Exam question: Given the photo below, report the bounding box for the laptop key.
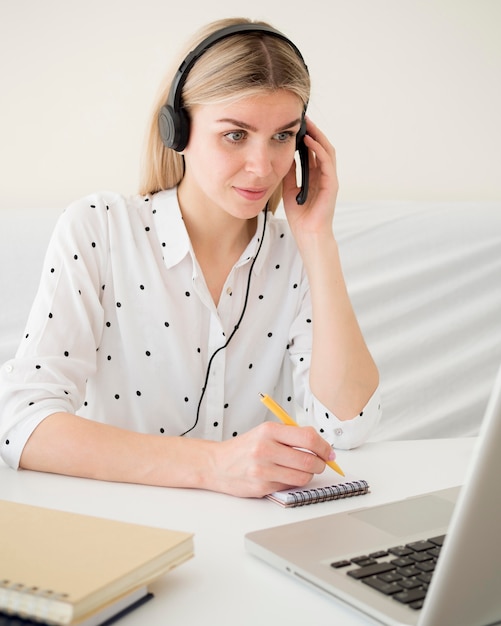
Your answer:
[393,587,427,605]
[417,572,433,584]
[396,565,421,578]
[351,556,378,567]
[390,556,414,567]
[415,560,436,573]
[388,546,413,557]
[407,540,436,552]
[347,562,396,579]
[398,576,423,590]
[428,534,446,546]
[410,599,425,610]
[409,551,433,563]
[330,559,352,569]
[379,571,402,583]
[363,577,403,595]
[369,550,389,559]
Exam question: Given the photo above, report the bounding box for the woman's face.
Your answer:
[178,90,303,221]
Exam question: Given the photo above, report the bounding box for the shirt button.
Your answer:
[334,428,343,437]
[226,287,233,296]
[5,363,13,373]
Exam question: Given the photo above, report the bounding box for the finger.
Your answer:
[273,423,333,465]
[303,133,336,169]
[277,444,326,474]
[303,118,336,163]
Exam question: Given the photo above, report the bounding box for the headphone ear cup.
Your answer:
[159,104,190,152]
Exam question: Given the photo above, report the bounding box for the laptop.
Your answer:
[245,364,501,626]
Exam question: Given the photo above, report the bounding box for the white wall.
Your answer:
[1,0,499,210]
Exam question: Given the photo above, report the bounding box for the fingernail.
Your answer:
[328,449,336,461]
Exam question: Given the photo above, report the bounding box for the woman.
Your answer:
[0,17,380,497]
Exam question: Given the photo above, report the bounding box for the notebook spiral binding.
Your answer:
[0,580,70,624]
[290,480,370,506]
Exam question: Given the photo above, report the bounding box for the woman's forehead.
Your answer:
[193,90,303,121]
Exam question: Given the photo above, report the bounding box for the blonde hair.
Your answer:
[139,17,310,213]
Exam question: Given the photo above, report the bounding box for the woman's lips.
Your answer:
[233,187,268,201]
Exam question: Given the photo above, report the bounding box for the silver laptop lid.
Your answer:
[418,363,501,626]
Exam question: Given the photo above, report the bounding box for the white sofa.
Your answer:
[2,201,501,442]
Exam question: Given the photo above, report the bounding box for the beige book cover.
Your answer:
[0,499,194,625]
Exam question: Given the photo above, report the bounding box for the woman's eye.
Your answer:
[224,130,246,142]
[274,131,295,143]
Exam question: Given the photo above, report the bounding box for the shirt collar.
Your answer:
[151,188,191,269]
[151,187,271,273]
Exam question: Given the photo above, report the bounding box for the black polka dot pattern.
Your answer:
[0,189,379,464]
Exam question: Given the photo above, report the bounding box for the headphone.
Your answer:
[158,22,309,156]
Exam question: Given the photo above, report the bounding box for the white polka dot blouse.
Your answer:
[0,188,381,468]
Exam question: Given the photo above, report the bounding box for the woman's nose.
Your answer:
[244,142,273,177]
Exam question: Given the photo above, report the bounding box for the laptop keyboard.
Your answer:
[330,534,446,611]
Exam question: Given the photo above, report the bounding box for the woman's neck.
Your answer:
[177,191,258,305]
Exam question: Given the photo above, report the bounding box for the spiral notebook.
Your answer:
[266,471,370,507]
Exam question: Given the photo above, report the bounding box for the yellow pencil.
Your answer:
[259,393,345,477]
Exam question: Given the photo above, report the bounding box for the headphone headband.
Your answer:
[159,23,308,152]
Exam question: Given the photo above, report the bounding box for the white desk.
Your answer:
[0,438,476,625]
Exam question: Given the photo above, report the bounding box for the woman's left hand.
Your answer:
[282,118,339,242]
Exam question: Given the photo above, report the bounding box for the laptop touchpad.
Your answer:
[349,494,455,537]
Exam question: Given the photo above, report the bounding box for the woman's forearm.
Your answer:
[300,233,379,419]
[20,412,215,488]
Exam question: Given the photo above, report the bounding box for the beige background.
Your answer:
[1,0,499,210]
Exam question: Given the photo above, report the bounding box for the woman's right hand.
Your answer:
[207,421,334,498]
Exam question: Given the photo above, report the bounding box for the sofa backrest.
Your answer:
[2,202,501,442]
